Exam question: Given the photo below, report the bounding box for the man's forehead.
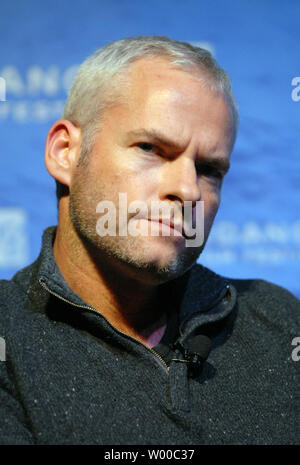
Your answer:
[128,57,210,92]
[120,93,234,153]
[121,57,230,121]
[101,57,235,157]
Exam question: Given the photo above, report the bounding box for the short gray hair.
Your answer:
[57,36,238,199]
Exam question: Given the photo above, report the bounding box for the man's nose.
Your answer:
[159,155,201,205]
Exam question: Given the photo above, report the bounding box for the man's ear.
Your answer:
[44,119,82,188]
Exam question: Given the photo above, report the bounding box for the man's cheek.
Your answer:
[205,200,220,232]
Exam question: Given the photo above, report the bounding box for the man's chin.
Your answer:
[73,225,203,283]
[108,245,202,284]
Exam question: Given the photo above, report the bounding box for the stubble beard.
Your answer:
[69,169,205,284]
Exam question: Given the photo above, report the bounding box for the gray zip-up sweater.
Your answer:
[0,226,299,445]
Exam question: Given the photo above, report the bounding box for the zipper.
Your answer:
[39,278,169,374]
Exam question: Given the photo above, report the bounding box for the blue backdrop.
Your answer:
[0,0,299,298]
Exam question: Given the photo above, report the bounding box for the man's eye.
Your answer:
[138,142,155,152]
[196,164,223,179]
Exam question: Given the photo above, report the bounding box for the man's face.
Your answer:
[69,57,234,284]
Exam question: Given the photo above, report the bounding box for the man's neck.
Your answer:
[52,222,168,348]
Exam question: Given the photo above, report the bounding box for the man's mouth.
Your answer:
[146,217,187,238]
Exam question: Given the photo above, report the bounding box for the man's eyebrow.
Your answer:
[127,128,230,173]
[126,129,185,149]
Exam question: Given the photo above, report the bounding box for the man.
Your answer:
[0,36,299,445]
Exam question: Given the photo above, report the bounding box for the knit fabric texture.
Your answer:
[0,226,299,445]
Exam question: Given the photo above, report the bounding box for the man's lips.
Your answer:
[146,218,186,238]
[129,214,196,239]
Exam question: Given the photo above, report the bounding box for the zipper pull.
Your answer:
[168,349,191,412]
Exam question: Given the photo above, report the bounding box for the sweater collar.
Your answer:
[23,226,237,334]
